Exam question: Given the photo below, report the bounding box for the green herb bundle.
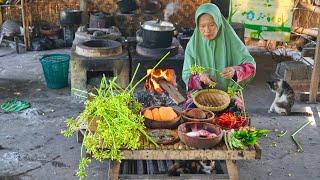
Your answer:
[62,52,170,179]
[225,128,270,150]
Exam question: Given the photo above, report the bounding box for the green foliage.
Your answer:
[76,158,91,179]
[225,128,270,150]
[190,64,206,75]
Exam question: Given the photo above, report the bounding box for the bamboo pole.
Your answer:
[309,22,320,103]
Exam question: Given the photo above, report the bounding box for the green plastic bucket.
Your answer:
[40,54,70,89]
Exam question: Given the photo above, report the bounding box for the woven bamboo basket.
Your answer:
[192,89,231,112]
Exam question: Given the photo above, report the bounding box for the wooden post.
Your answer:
[108,161,120,180]
[309,22,320,103]
[226,160,239,180]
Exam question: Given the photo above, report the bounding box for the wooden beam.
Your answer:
[300,2,320,14]
[309,23,320,103]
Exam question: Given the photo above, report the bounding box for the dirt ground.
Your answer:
[0,47,319,180]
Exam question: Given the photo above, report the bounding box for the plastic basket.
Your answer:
[40,54,70,89]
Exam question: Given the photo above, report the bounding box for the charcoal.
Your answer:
[134,91,176,107]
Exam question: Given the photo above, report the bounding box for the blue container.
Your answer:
[40,54,70,89]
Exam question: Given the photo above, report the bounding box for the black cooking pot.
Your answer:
[140,19,175,48]
[89,12,114,28]
[60,10,83,25]
[117,0,137,14]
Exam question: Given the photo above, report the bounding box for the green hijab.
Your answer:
[182,3,256,91]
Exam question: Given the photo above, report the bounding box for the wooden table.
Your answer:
[107,137,261,180]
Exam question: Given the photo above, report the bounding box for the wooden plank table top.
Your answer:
[121,137,261,160]
[107,136,261,180]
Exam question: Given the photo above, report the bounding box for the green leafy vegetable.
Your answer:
[224,128,270,150]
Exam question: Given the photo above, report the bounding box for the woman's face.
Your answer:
[198,14,218,40]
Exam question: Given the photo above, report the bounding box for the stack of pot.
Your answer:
[60,10,83,47]
[138,19,176,48]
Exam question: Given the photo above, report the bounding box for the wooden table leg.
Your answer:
[226,160,239,180]
[108,160,121,180]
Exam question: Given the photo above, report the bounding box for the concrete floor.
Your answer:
[0,47,319,180]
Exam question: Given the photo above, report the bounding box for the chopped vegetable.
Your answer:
[151,108,161,121]
[143,109,153,120]
[217,112,247,129]
[186,129,217,138]
[159,107,177,120]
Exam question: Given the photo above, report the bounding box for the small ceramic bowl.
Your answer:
[178,122,223,149]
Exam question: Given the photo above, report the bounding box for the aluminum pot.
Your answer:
[60,10,83,25]
[140,19,175,48]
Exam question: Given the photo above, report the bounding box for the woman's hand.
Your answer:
[221,67,236,79]
[199,73,214,85]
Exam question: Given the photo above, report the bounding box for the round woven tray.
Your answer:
[193,89,231,112]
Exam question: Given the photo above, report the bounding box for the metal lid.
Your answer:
[141,20,175,31]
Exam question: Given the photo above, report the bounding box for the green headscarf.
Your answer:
[182,3,256,91]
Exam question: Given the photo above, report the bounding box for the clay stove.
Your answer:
[71,39,129,96]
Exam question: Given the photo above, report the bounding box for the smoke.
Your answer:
[163,2,180,21]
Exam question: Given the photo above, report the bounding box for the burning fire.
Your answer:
[145,69,176,93]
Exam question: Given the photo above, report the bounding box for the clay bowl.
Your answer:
[182,108,215,124]
[141,106,181,129]
[178,122,223,149]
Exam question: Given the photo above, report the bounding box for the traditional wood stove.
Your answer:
[130,38,185,89]
[71,39,129,96]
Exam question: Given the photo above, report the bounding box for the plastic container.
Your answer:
[40,54,70,89]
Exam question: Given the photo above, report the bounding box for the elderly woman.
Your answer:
[182,3,256,108]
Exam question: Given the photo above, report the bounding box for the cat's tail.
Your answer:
[289,112,312,116]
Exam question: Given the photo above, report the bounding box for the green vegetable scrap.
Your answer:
[291,120,311,153]
[1,99,30,113]
[62,51,170,179]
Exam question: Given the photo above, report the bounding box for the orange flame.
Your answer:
[145,69,176,93]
